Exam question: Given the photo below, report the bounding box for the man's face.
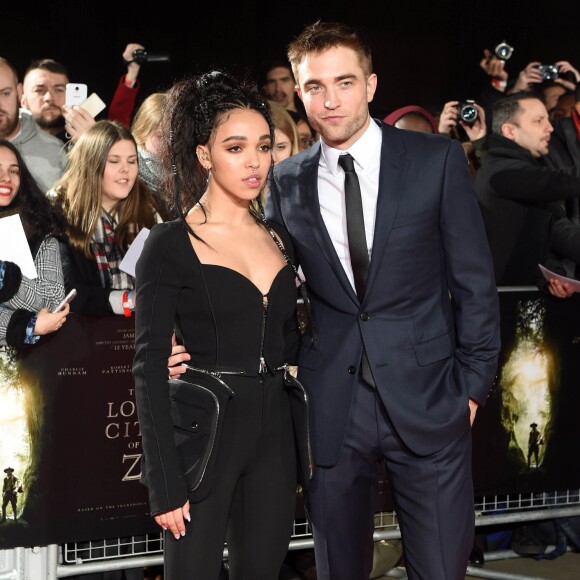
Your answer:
[264,66,296,109]
[295,46,377,150]
[503,98,553,158]
[542,84,566,113]
[0,63,21,140]
[21,68,67,130]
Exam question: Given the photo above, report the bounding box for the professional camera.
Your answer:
[455,100,478,125]
[131,49,171,65]
[494,41,514,61]
[537,64,559,81]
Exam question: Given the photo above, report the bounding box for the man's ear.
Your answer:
[17,82,23,102]
[366,73,378,104]
[501,122,517,141]
[575,101,580,117]
[295,85,303,102]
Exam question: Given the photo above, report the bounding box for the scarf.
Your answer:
[90,210,134,290]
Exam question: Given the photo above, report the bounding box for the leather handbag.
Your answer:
[168,365,235,503]
[280,365,315,491]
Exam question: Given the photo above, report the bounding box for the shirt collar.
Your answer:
[320,118,382,175]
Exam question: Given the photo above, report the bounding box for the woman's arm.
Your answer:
[5,237,65,313]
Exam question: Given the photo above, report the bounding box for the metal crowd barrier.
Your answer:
[8,488,564,578]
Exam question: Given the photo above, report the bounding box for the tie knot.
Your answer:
[338,153,356,173]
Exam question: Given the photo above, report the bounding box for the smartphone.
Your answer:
[53,289,77,313]
[65,83,88,108]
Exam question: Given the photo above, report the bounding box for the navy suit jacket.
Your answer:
[266,121,501,466]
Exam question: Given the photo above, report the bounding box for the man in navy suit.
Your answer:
[265,21,501,580]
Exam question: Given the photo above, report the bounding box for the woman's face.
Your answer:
[273,127,293,164]
[144,126,162,156]
[0,146,20,207]
[202,108,272,204]
[296,119,314,151]
[101,139,139,213]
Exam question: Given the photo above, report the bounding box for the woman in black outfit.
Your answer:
[132,71,306,579]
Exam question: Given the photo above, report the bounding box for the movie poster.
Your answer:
[0,313,157,550]
[472,289,580,496]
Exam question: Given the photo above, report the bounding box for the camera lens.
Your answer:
[457,102,478,125]
[539,64,559,81]
[494,41,514,61]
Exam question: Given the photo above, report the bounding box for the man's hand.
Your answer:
[547,277,574,299]
[479,49,509,82]
[168,332,190,378]
[469,399,478,426]
[62,105,96,141]
[509,61,543,93]
[461,103,487,141]
[438,100,460,135]
[554,60,580,91]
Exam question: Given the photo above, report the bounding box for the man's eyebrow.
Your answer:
[303,73,357,85]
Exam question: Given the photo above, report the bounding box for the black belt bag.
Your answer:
[169,363,315,502]
[168,365,236,503]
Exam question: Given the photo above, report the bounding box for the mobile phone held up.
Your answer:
[65,83,88,108]
[53,289,77,313]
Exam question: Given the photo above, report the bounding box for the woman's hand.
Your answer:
[167,332,190,378]
[154,500,190,539]
[33,303,70,336]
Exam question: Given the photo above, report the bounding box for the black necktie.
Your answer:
[339,153,369,298]
[338,153,375,387]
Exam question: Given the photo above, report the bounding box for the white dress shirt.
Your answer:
[318,119,382,291]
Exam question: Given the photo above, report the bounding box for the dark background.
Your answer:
[6,1,579,120]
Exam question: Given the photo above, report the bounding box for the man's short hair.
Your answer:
[258,58,293,87]
[287,20,373,84]
[24,58,69,79]
[491,91,540,135]
[0,57,19,83]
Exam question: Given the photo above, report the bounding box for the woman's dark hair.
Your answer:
[158,69,275,230]
[0,139,66,242]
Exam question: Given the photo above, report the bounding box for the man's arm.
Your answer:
[440,140,502,406]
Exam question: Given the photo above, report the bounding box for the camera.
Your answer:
[131,49,171,65]
[494,41,514,61]
[455,100,478,125]
[537,64,559,81]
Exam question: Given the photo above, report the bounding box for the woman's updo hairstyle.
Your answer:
[158,69,275,223]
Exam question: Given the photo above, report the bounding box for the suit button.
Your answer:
[360,312,369,321]
[348,366,357,374]
[191,421,199,431]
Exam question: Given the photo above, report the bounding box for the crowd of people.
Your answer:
[1,18,579,580]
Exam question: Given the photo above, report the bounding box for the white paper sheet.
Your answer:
[119,228,150,277]
[538,264,580,293]
[0,214,37,279]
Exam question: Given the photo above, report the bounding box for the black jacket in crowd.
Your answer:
[474,133,580,288]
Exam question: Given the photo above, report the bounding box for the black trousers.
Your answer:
[164,372,297,580]
[308,378,474,580]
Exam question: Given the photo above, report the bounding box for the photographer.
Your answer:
[438,100,488,174]
[474,91,580,296]
[508,60,579,110]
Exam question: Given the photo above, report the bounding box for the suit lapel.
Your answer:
[300,145,359,301]
[365,123,409,297]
